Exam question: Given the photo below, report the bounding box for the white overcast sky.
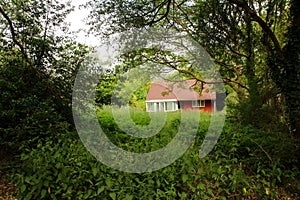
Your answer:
[65,0,120,68]
[66,0,99,45]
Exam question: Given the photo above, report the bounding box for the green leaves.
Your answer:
[109,192,116,200]
[182,174,189,183]
[8,118,299,199]
[0,0,91,151]
[85,0,300,137]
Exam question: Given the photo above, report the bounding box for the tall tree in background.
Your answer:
[85,0,300,138]
[282,0,300,138]
[0,0,90,147]
[228,0,300,137]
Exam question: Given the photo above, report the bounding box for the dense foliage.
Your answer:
[9,107,300,199]
[86,0,300,137]
[0,0,89,150]
[0,0,299,199]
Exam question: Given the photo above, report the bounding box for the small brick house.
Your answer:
[146,79,217,112]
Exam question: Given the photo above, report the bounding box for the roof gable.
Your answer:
[146,79,216,101]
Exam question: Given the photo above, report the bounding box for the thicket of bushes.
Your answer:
[6,107,299,199]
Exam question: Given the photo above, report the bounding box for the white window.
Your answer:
[146,101,177,112]
[159,102,164,111]
[147,102,155,112]
[192,100,205,107]
[164,101,177,111]
[165,102,173,111]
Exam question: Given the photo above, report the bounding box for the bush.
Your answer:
[9,107,299,199]
[0,56,73,153]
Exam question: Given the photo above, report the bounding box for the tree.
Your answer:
[84,0,266,99]
[85,0,300,137]
[228,0,300,137]
[0,0,90,147]
[281,0,300,138]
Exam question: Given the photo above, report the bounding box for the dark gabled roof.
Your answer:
[146,79,216,101]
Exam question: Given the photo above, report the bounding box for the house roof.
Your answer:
[146,79,216,101]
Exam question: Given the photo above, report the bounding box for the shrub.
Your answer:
[9,106,299,199]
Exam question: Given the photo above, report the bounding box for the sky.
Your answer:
[65,0,120,68]
[66,0,98,46]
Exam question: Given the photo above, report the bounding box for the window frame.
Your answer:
[164,101,176,112]
[146,100,178,112]
[146,102,155,112]
[192,100,205,107]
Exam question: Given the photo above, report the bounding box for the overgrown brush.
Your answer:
[8,106,299,199]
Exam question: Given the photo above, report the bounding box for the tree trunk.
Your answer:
[282,0,300,138]
[245,18,259,104]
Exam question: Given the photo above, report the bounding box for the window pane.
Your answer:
[193,100,199,107]
[159,102,164,111]
[192,100,205,107]
[200,100,205,107]
[165,101,176,111]
[192,100,197,107]
[165,102,171,111]
[147,102,155,112]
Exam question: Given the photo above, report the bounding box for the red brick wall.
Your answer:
[203,100,213,113]
[181,100,213,112]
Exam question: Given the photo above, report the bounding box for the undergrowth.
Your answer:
[5,106,299,199]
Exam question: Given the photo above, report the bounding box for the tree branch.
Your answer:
[146,0,171,25]
[228,0,284,58]
[0,3,70,120]
[0,4,31,64]
[223,77,249,91]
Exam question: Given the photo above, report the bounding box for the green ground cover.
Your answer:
[3,106,298,199]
